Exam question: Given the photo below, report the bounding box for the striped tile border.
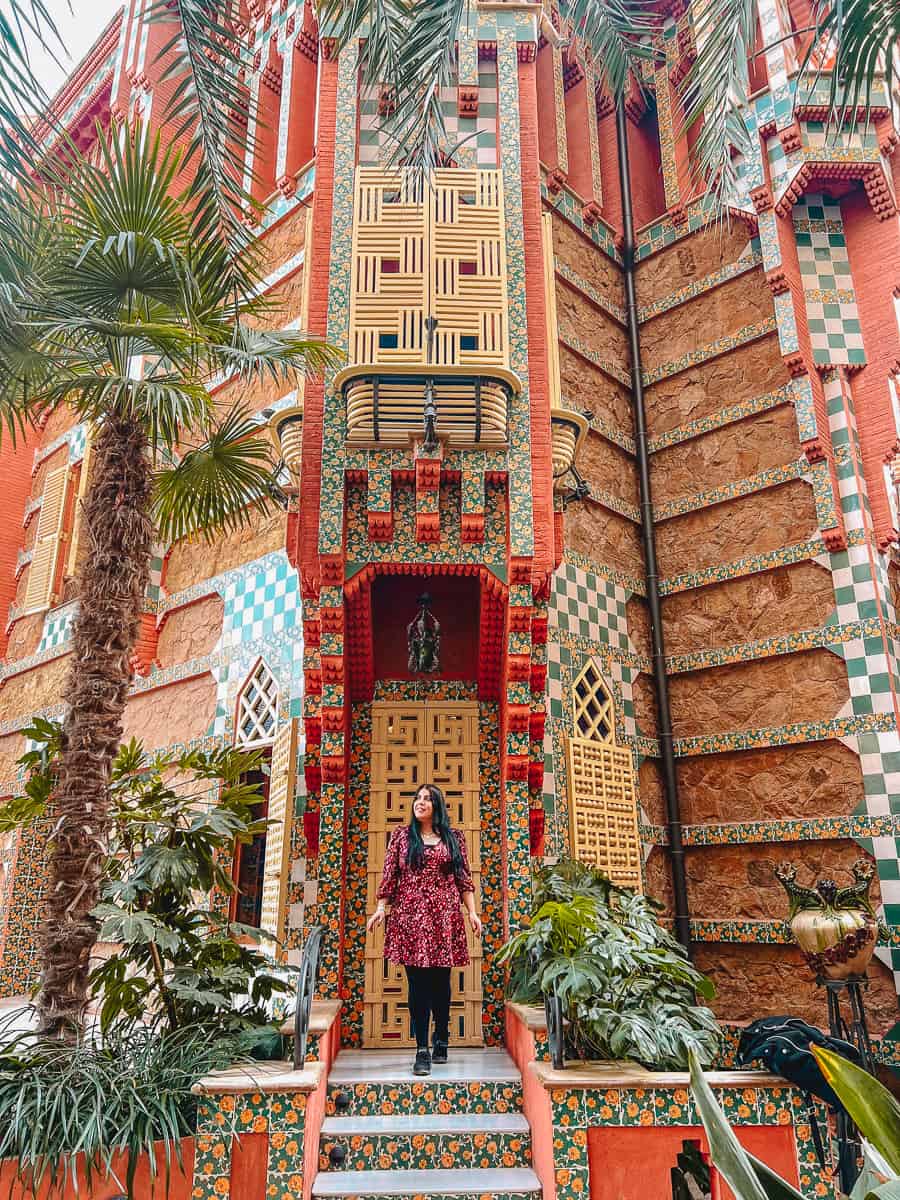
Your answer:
[665,617,883,674]
[642,812,899,847]
[654,459,807,522]
[638,243,763,323]
[642,318,778,385]
[647,383,796,454]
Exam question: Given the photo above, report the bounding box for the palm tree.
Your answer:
[0,129,337,1038]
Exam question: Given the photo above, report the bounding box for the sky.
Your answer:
[16,0,124,99]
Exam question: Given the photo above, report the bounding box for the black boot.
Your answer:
[432,1039,448,1064]
[413,1047,431,1075]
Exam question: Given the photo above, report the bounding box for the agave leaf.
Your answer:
[813,1045,900,1175]
[689,1049,795,1200]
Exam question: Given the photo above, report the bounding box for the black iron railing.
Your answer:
[292,924,323,1070]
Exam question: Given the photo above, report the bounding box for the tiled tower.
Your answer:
[2,0,900,1060]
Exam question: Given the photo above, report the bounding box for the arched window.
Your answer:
[236,659,279,748]
[567,660,642,891]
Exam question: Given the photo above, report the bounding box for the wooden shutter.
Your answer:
[259,717,298,957]
[66,434,93,578]
[25,465,69,611]
[567,735,642,891]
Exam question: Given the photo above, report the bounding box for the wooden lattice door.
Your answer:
[364,701,482,1047]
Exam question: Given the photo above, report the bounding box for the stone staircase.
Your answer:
[312,1049,542,1199]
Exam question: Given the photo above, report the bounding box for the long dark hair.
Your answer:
[406,783,465,878]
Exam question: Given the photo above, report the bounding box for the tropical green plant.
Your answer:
[0,129,337,1041]
[497,859,721,1069]
[0,1020,241,1198]
[0,719,294,1037]
[689,1043,900,1199]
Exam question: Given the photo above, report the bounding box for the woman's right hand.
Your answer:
[366,905,386,933]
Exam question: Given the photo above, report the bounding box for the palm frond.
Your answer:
[560,0,657,98]
[0,0,64,183]
[803,0,899,124]
[152,405,277,544]
[678,0,756,203]
[148,0,261,301]
[210,324,344,382]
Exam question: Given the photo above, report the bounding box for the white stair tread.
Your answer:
[329,1049,520,1084]
[313,1168,541,1196]
[321,1112,529,1136]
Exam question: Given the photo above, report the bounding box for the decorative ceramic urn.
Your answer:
[775,859,878,980]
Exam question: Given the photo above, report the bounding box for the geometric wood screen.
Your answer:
[258,716,298,957]
[344,168,514,447]
[364,701,483,1046]
[567,661,642,891]
[24,464,70,612]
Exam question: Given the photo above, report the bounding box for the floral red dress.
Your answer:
[377,826,475,968]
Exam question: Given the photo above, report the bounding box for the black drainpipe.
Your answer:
[615,102,691,952]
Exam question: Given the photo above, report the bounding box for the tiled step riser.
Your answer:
[320,1131,533,1172]
[325,1082,524,1117]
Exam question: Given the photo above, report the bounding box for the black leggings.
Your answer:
[404,966,451,1049]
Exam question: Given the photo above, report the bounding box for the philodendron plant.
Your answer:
[689,1045,900,1199]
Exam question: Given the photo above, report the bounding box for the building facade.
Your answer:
[2,0,900,1061]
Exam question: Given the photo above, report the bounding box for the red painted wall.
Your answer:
[0,1138,194,1200]
[626,108,666,229]
[588,1124,800,1200]
[371,574,480,681]
[0,425,40,655]
[504,1008,557,1200]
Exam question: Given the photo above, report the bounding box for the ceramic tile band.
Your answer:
[653,459,808,523]
[665,617,884,675]
[638,242,764,324]
[642,318,778,386]
[642,812,900,847]
[647,382,797,454]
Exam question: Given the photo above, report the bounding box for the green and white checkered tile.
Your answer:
[793,196,866,368]
[38,602,78,652]
[359,67,498,169]
[548,559,630,652]
[67,424,88,464]
[206,553,305,739]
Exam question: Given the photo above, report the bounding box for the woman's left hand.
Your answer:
[468,911,482,937]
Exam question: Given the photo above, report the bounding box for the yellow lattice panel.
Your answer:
[259,717,298,956]
[25,464,69,611]
[365,702,483,1047]
[567,736,642,891]
[346,167,510,375]
[572,659,616,744]
[66,433,93,578]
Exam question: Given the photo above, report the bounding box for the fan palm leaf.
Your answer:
[0,127,334,1038]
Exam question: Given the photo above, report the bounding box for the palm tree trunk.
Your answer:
[37,414,153,1038]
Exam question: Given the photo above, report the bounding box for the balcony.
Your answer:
[337,167,521,449]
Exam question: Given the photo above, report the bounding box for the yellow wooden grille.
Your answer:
[259,717,298,955]
[341,167,517,446]
[25,465,69,611]
[365,701,483,1047]
[567,736,641,890]
[566,662,641,891]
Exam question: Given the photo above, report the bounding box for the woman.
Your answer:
[367,783,482,1075]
